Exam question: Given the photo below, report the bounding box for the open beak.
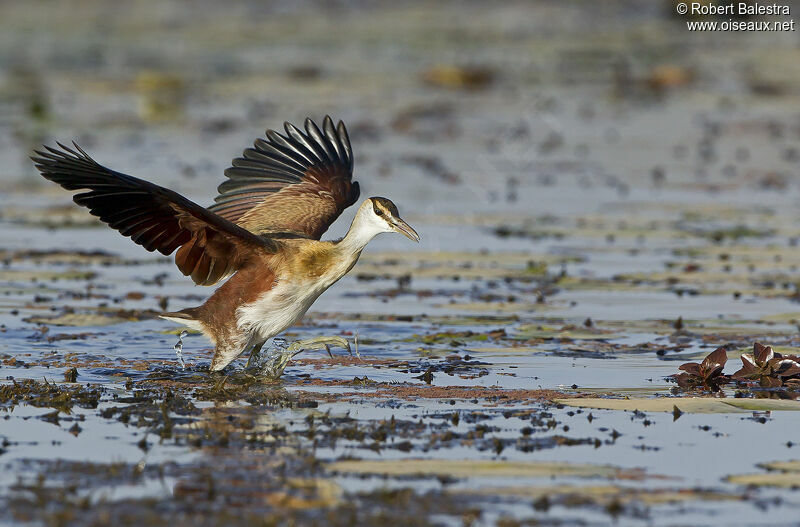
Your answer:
[393,217,420,242]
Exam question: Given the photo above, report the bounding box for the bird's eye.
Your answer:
[375,208,384,217]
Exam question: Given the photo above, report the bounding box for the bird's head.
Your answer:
[354,197,419,242]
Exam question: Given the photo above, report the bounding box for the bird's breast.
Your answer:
[236,266,352,340]
[293,243,359,287]
[234,242,360,340]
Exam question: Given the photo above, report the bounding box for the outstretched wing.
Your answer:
[31,143,278,286]
[208,115,360,239]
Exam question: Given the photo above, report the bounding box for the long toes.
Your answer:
[288,336,351,354]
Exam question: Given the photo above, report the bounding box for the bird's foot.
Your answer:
[245,341,267,370]
[287,335,357,358]
[245,338,303,379]
[246,335,357,379]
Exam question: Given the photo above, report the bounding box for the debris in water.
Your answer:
[64,367,78,383]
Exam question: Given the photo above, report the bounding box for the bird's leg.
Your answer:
[244,340,267,370]
[247,336,357,380]
[244,338,298,378]
[287,335,357,358]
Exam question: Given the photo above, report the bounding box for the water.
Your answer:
[3,1,800,525]
[173,330,188,370]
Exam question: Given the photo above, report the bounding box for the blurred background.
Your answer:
[3,0,800,247]
[5,5,800,524]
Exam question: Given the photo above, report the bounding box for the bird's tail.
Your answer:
[160,309,204,332]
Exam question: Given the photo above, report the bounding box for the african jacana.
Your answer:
[32,116,419,371]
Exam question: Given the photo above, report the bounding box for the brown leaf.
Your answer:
[770,358,800,378]
[673,372,695,389]
[672,347,731,392]
[732,355,759,380]
[753,343,775,365]
[759,376,783,389]
[679,363,702,376]
[700,347,727,379]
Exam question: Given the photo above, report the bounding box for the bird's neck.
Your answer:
[337,214,381,257]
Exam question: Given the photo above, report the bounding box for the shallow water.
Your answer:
[4,1,800,526]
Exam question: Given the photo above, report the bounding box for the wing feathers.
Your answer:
[208,115,359,238]
[285,122,329,165]
[265,130,316,167]
[305,119,336,164]
[322,117,346,164]
[32,144,277,285]
[336,120,354,169]
[251,139,310,175]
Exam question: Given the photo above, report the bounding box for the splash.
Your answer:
[246,336,354,379]
[173,330,189,370]
[246,338,298,379]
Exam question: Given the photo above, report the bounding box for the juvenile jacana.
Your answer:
[32,116,419,371]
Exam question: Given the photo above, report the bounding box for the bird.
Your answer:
[31,116,419,371]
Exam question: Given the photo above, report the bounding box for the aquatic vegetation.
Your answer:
[556,396,800,413]
[411,329,502,345]
[726,461,800,488]
[5,1,800,524]
[669,342,800,392]
[0,379,100,413]
[327,459,626,479]
[731,343,800,388]
[672,347,730,391]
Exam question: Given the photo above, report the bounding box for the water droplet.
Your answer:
[173,330,188,370]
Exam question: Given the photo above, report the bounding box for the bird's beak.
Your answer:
[393,217,420,242]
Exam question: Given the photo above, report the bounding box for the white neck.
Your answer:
[337,201,392,256]
[339,217,380,255]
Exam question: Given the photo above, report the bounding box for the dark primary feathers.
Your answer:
[31,143,278,286]
[208,115,360,240]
